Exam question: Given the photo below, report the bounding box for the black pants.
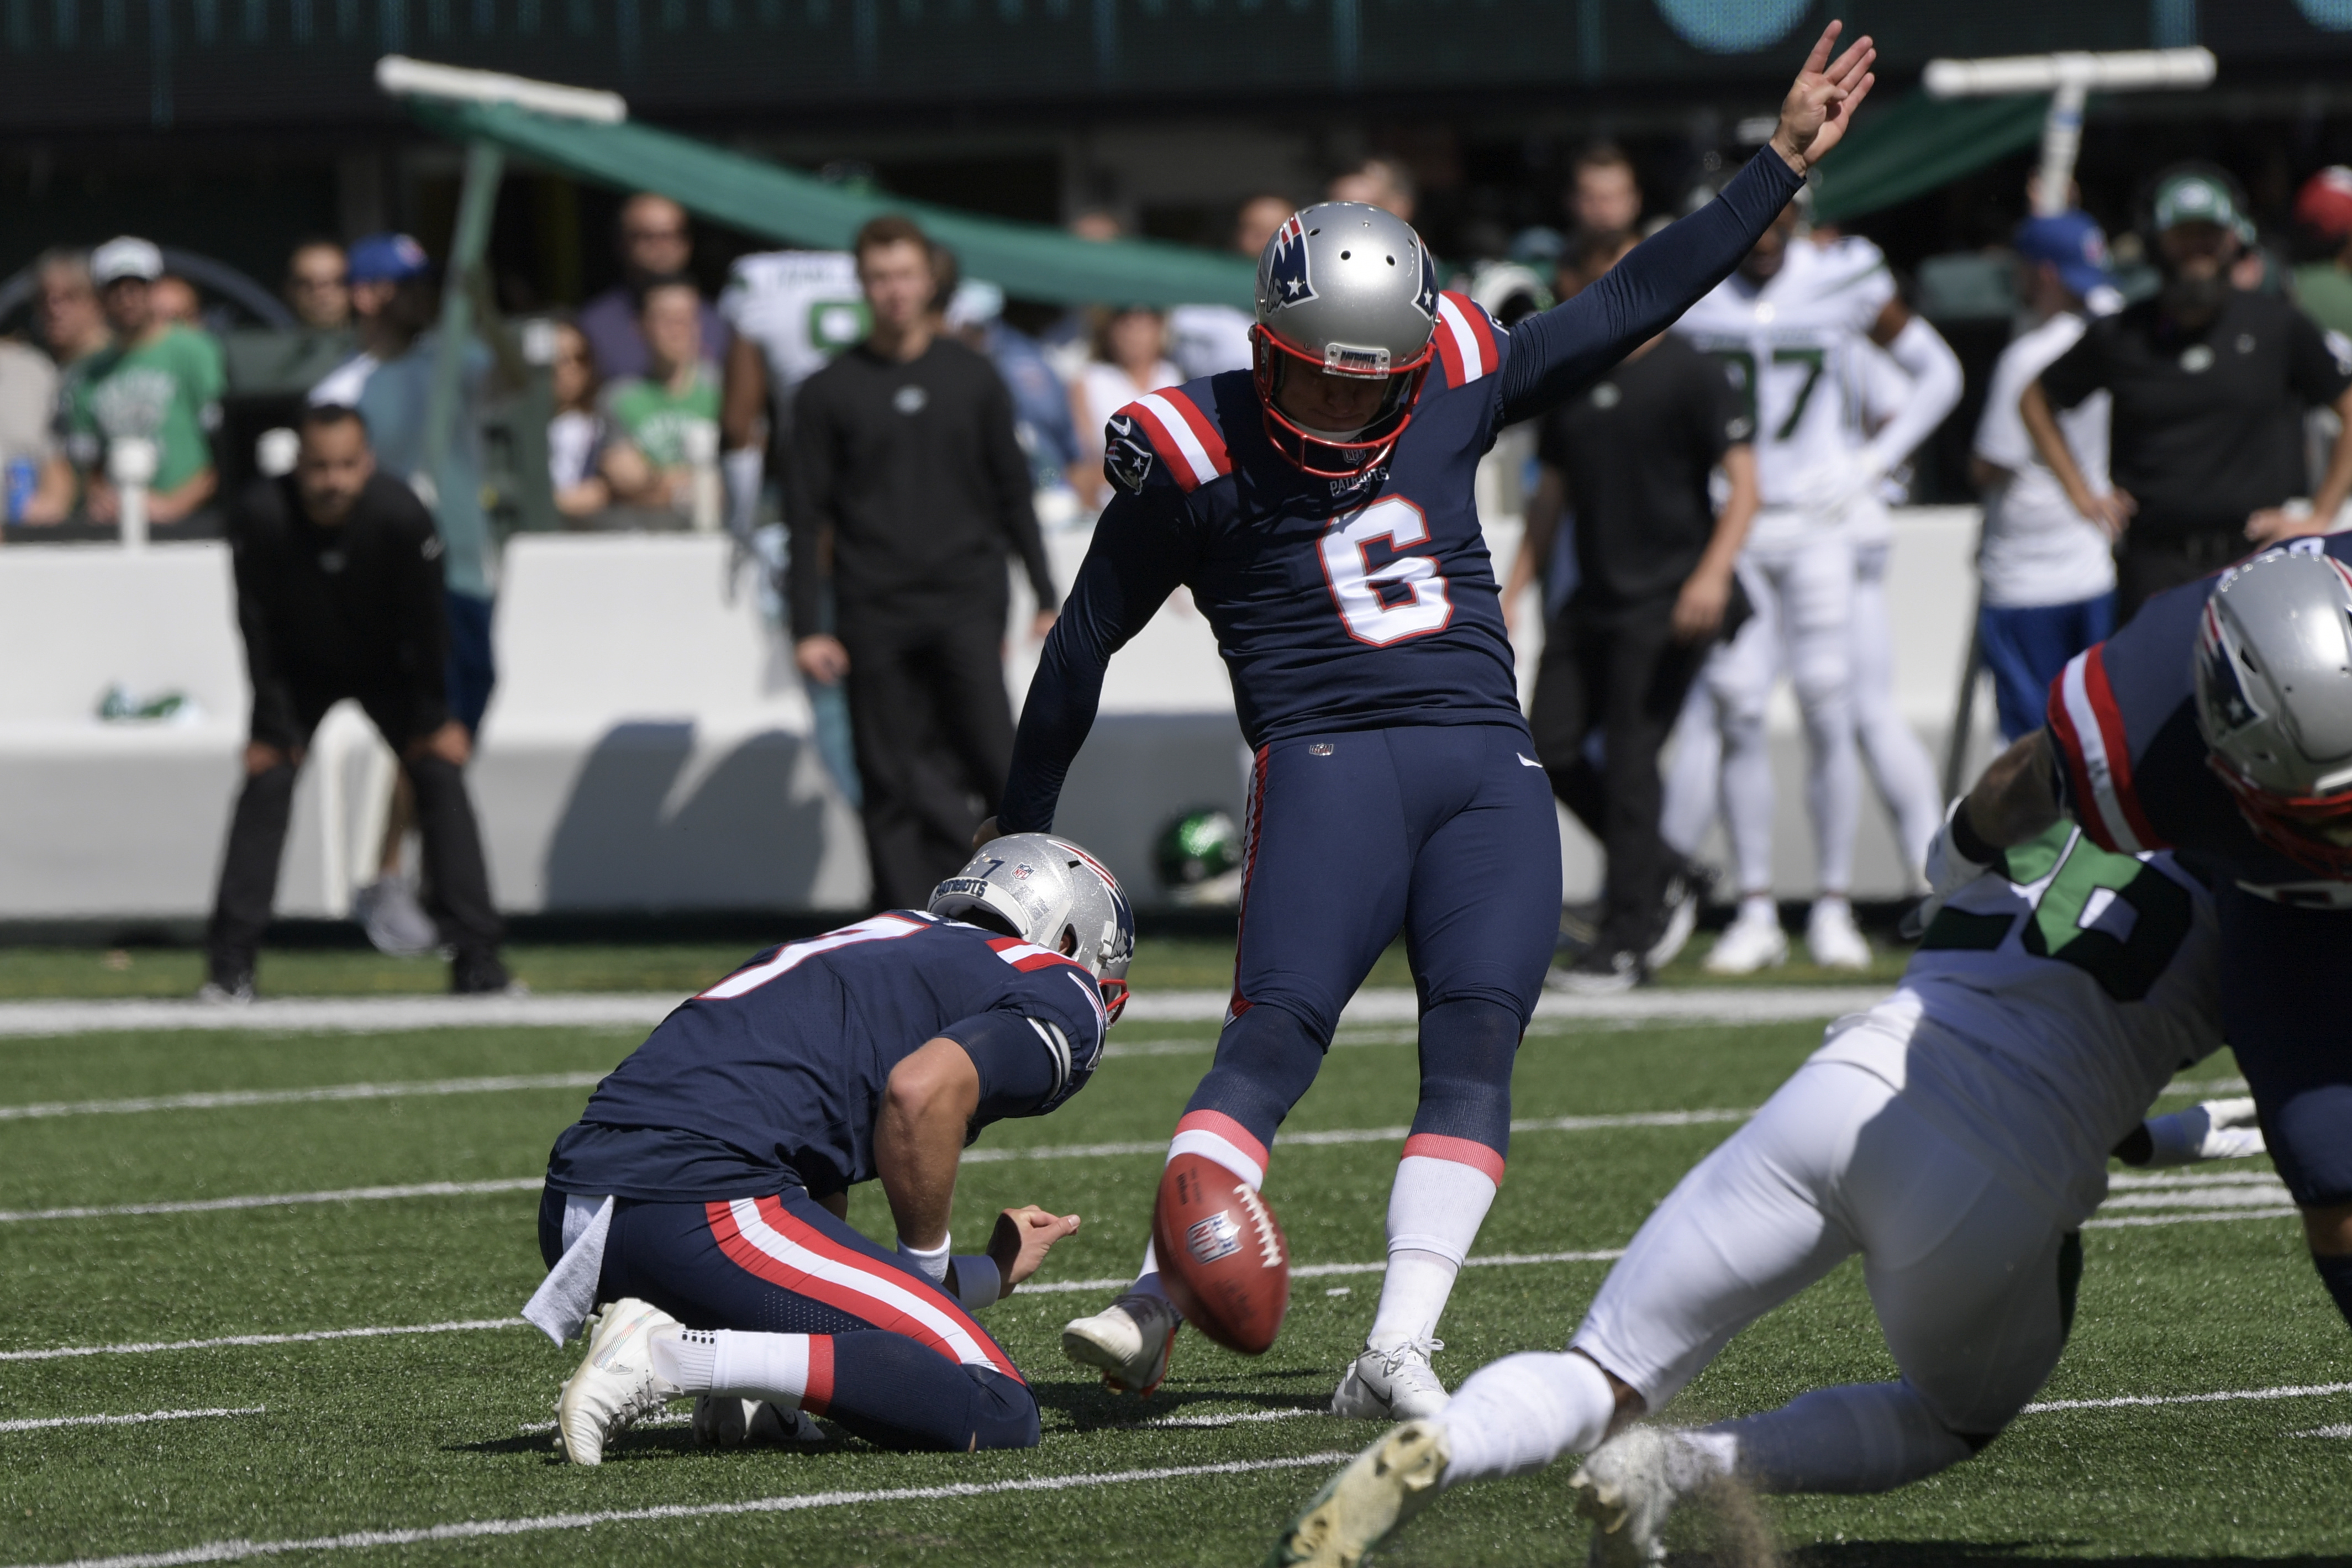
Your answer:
[1528,603,1707,954]
[2117,530,2249,622]
[838,597,1016,911]
[207,687,506,991]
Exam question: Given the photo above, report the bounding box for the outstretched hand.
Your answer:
[988,1204,1081,1295]
[1769,20,1877,176]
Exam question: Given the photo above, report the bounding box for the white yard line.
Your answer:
[2098,1186,2291,1211]
[0,1180,544,1224]
[2083,1206,2299,1229]
[0,985,1886,1041]
[2024,1380,2352,1414]
[2294,1423,2352,1438]
[0,1451,1361,1568]
[0,1407,263,1434]
[0,1318,524,1364]
[0,1074,604,1122]
[967,1108,1751,1166]
[1015,1248,1625,1297]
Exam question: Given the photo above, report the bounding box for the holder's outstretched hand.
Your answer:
[1770,21,1877,175]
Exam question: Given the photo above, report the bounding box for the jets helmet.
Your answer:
[2193,546,2352,874]
[929,834,1136,1022]
[1252,201,1442,477]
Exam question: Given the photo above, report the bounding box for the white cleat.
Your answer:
[1061,1291,1180,1395]
[555,1298,683,1466]
[1268,1418,1451,1567]
[692,1395,826,1448]
[1571,1426,1681,1566]
[1330,1338,1451,1420]
[1805,901,1872,971]
[1702,907,1788,975]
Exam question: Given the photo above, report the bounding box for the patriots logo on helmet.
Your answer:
[2200,609,2262,734]
[1412,244,1439,322]
[1266,216,1315,309]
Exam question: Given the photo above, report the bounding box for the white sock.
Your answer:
[1433,1352,1618,1488]
[1130,1238,1170,1304]
[1738,893,1776,925]
[653,1329,818,1411]
[647,1326,712,1391]
[1369,1150,1498,1346]
[1812,893,1851,922]
[1703,1381,1973,1494]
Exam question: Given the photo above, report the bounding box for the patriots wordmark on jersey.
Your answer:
[2048,533,2352,902]
[1675,234,1893,514]
[545,912,1108,1203]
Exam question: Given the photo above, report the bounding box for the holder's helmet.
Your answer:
[1251,202,1441,477]
[2192,548,2352,875]
[929,833,1136,1023]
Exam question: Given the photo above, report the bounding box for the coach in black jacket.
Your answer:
[203,403,509,999]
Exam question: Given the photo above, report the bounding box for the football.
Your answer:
[1151,1153,1291,1354]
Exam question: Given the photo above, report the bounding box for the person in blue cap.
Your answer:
[1967,210,2126,741]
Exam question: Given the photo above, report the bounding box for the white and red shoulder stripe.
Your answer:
[1430,291,1502,390]
[1121,389,1232,492]
[2046,645,2163,855]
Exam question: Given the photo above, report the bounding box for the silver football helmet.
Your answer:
[928,834,1135,1022]
[1252,201,1441,476]
[2193,546,2352,874]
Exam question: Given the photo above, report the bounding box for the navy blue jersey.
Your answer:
[999,152,1803,832]
[2046,534,2352,898]
[545,912,1109,1202]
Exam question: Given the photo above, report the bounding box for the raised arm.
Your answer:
[996,486,1196,834]
[1498,22,1876,423]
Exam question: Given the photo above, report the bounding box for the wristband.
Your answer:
[950,1255,1002,1310]
[895,1233,951,1285]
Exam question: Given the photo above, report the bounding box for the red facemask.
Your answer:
[1250,323,1432,478]
[2208,753,2352,877]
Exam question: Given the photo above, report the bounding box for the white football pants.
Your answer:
[1849,539,1944,887]
[1660,533,1859,895]
[1573,1053,2074,1438]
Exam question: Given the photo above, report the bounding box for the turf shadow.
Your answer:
[1030,1377,1337,1433]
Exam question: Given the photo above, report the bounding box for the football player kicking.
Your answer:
[1935,541,2352,1341]
[987,24,1877,1419]
[524,835,1130,1462]
[1270,820,2261,1566]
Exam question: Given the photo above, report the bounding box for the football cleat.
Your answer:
[1571,1426,1681,1566]
[1702,906,1787,975]
[1804,901,1871,972]
[1267,1418,1451,1567]
[1548,949,1644,998]
[1061,1291,1180,1395]
[1645,860,1715,971]
[555,1297,683,1466]
[1331,1338,1451,1420]
[691,1395,827,1448]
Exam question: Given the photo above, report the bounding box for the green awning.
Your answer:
[1812,91,2051,225]
[411,99,1256,310]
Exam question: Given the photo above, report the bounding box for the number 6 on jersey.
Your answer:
[1319,496,1454,646]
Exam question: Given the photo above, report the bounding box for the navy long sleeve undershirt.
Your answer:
[999,151,1803,833]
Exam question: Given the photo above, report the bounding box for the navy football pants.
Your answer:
[2217,886,2352,1212]
[540,1186,1039,1451]
[1177,722,1560,1180]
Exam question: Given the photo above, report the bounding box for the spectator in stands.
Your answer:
[1969,212,2122,741]
[2292,166,2352,335]
[1167,192,1292,381]
[284,239,352,332]
[0,336,75,525]
[940,263,1081,506]
[62,236,224,530]
[548,320,611,521]
[1569,141,1643,238]
[1328,157,1415,223]
[150,275,203,329]
[2024,166,2352,617]
[1068,208,1125,244]
[789,214,1056,909]
[599,278,720,520]
[34,248,110,370]
[204,403,510,1001]
[1069,306,1178,512]
[577,193,729,383]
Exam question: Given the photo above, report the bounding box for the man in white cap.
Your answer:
[61,235,225,529]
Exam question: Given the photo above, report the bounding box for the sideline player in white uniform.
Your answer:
[1271,820,2260,1566]
[715,249,866,534]
[1661,204,1960,972]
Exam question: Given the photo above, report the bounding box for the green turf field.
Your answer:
[0,1001,2333,1566]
